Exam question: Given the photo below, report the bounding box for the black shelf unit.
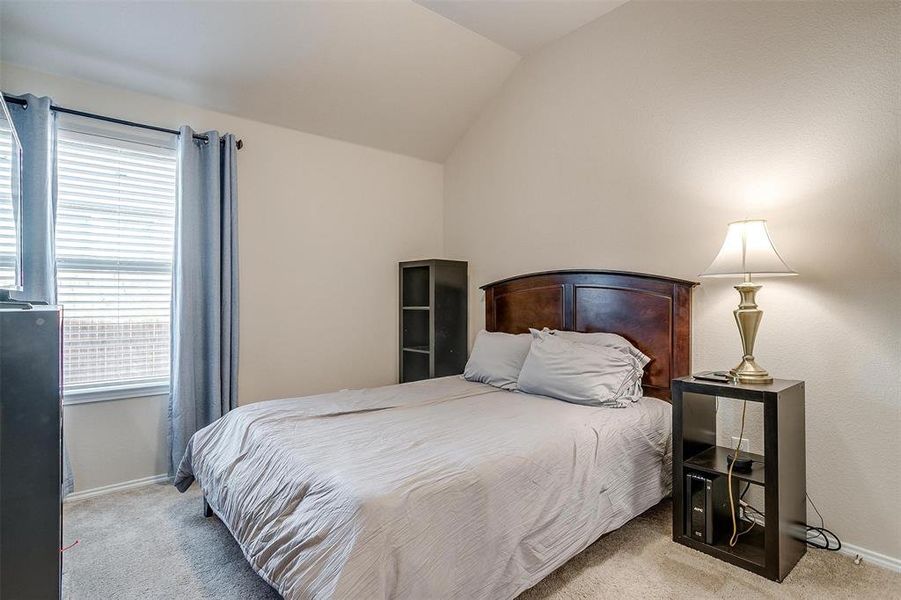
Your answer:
[0,307,63,599]
[672,376,806,582]
[399,260,467,383]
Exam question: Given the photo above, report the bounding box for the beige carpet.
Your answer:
[63,483,899,599]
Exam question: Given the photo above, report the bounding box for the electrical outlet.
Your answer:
[731,436,750,452]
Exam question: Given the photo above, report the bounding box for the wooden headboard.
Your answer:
[481,270,697,401]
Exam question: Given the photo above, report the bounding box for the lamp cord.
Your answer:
[728,400,748,547]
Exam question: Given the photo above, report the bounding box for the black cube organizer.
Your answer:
[672,376,806,582]
[398,260,467,383]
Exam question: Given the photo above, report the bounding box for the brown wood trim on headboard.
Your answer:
[480,270,698,401]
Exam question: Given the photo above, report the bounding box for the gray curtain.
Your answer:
[9,95,56,304]
[9,94,74,496]
[168,127,239,474]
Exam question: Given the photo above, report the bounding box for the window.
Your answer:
[56,123,176,401]
[0,118,19,288]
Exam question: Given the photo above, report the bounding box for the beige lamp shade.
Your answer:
[700,220,796,278]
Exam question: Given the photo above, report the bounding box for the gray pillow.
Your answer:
[517,330,645,407]
[549,329,651,368]
[463,330,532,390]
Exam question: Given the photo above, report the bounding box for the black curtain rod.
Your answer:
[2,94,243,150]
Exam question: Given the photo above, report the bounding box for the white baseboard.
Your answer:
[65,473,171,503]
[838,541,901,573]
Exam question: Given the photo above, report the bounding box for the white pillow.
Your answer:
[517,330,645,407]
[547,329,650,368]
[463,330,532,390]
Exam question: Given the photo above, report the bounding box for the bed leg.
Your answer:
[202,496,213,518]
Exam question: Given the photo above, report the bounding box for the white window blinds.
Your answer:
[56,124,177,396]
[0,119,18,288]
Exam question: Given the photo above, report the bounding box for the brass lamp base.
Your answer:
[730,358,773,384]
[730,280,773,384]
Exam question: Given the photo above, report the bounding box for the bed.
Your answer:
[175,270,697,599]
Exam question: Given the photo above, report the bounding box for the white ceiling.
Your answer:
[0,1,625,161]
[415,0,628,55]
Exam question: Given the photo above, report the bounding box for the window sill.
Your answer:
[63,383,169,406]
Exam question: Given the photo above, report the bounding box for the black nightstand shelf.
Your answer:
[672,377,806,582]
[684,445,766,486]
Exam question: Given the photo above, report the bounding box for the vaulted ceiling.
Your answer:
[414,0,627,56]
[0,1,626,161]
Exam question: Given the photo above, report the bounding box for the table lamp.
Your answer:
[700,220,796,384]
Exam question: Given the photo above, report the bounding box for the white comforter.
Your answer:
[175,376,672,600]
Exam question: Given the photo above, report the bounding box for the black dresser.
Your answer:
[0,306,62,599]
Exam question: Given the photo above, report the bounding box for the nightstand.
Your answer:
[672,376,806,582]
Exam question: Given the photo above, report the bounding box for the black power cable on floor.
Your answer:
[739,492,842,551]
[804,493,841,551]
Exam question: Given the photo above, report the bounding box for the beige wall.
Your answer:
[2,64,445,492]
[62,396,168,492]
[444,1,900,559]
